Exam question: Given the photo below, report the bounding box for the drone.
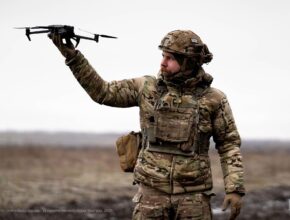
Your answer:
[15,25,117,47]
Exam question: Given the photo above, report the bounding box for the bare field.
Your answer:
[0,145,290,219]
[0,147,135,208]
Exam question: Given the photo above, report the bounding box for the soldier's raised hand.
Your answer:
[48,33,77,60]
[222,193,242,220]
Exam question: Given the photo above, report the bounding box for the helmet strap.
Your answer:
[180,57,200,76]
[180,57,188,72]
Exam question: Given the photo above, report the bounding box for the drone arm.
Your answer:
[29,30,51,35]
[25,29,51,41]
[75,34,98,42]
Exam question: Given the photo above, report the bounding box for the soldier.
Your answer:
[50,30,245,220]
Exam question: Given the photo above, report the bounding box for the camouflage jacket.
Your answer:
[66,51,245,195]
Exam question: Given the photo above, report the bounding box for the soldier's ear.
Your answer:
[172,53,185,66]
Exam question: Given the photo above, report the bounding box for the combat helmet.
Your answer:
[159,30,213,67]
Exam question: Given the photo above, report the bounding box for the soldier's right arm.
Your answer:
[66,51,145,107]
[50,33,145,107]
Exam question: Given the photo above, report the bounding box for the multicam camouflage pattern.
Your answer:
[132,184,212,219]
[66,51,245,195]
[159,30,203,56]
[159,30,213,66]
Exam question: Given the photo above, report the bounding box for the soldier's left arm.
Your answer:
[212,95,245,196]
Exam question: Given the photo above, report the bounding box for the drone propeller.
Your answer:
[14,27,30,29]
[14,27,31,41]
[99,34,117,39]
[78,28,117,41]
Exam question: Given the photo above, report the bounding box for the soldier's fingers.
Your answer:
[65,38,74,49]
[229,207,239,220]
[50,33,62,48]
[47,33,53,39]
[50,33,58,45]
[55,34,63,47]
[222,198,230,211]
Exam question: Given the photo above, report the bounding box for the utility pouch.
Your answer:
[115,131,142,172]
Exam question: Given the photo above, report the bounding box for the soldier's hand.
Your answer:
[222,193,242,220]
[48,33,77,60]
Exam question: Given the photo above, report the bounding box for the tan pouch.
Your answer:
[115,131,142,172]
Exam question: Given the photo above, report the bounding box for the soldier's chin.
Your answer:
[161,71,174,77]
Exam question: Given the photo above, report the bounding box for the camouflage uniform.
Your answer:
[64,30,245,219]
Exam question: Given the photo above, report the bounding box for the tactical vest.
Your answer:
[144,80,207,156]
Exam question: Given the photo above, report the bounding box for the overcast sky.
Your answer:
[1,0,290,140]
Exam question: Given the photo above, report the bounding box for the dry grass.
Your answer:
[0,147,135,209]
[0,146,289,209]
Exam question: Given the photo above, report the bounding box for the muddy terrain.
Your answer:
[0,144,290,219]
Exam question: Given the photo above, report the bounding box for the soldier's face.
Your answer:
[160,51,181,76]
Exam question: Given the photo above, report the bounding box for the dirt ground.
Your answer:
[0,145,290,219]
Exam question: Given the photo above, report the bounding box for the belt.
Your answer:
[146,141,195,156]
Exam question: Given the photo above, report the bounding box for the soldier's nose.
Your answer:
[161,59,167,67]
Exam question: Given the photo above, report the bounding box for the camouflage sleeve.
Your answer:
[65,51,145,107]
[212,96,245,195]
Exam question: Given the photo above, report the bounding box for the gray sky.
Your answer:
[1,0,290,140]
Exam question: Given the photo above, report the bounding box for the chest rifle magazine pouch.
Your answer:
[115,131,142,172]
[153,93,198,143]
